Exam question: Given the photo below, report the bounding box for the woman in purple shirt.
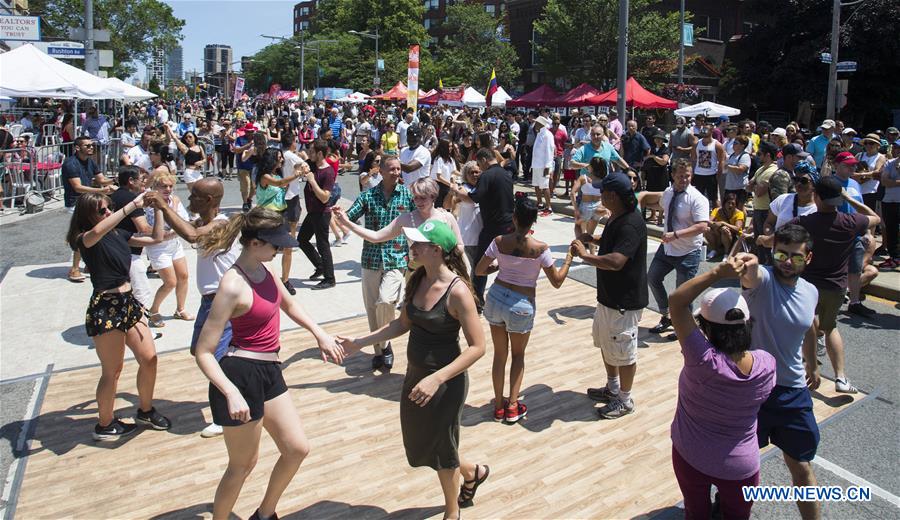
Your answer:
[668,257,776,519]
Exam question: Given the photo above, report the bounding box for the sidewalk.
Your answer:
[531,187,900,302]
[0,207,586,380]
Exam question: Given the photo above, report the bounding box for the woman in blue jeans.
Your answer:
[475,197,573,423]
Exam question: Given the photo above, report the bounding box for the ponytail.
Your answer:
[198,212,245,257]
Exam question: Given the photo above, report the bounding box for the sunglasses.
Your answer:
[772,250,807,267]
[794,176,811,185]
[98,205,111,216]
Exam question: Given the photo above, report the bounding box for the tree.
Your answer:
[30,0,184,79]
[431,4,520,89]
[719,0,900,128]
[315,0,430,52]
[533,0,681,87]
[148,76,162,97]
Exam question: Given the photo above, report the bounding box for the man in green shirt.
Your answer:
[343,157,412,370]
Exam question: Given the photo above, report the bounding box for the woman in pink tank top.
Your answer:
[475,197,574,424]
[193,207,345,520]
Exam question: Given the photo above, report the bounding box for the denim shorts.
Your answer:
[848,238,865,275]
[483,283,536,334]
[578,201,604,222]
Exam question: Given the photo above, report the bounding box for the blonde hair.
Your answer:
[197,207,285,257]
[153,173,177,188]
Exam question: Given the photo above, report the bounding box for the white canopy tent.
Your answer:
[334,91,370,103]
[674,101,741,118]
[105,78,156,102]
[0,44,118,99]
[490,86,512,107]
[458,86,512,107]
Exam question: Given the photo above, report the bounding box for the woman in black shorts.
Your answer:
[65,191,171,441]
[194,207,345,520]
[338,219,488,520]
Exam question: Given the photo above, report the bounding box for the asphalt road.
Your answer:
[1,172,897,518]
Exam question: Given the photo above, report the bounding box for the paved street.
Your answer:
[1,173,898,518]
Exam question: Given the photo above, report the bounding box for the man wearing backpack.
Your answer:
[298,139,338,290]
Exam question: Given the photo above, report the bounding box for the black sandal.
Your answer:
[458,464,490,508]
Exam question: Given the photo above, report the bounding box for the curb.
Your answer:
[524,188,899,302]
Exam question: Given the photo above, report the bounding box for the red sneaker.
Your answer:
[505,401,527,423]
[493,398,508,422]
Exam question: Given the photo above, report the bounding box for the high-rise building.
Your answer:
[148,47,166,86]
[204,44,233,75]
[241,56,254,74]
[165,45,184,85]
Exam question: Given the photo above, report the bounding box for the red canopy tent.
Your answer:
[585,77,677,109]
[507,84,561,108]
[558,83,602,107]
[372,81,408,101]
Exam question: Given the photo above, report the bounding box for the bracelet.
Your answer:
[673,230,679,238]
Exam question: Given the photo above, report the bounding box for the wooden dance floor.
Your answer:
[15,277,861,519]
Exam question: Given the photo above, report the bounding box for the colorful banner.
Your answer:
[407,45,420,111]
[232,77,245,106]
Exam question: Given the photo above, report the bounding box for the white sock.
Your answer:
[619,390,632,403]
[607,376,621,395]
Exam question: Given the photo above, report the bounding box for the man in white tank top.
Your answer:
[146,177,240,438]
[690,124,726,207]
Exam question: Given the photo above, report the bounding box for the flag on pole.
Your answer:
[438,78,444,90]
[407,45,420,111]
[485,68,498,107]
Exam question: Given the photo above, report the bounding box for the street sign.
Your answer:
[0,15,41,41]
[376,59,384,71]
[67,27,111,42]
[98,49,114,67]
[820,53,832,64]
[836,61,857,72]
[32,41,85,59]
[373,76,381,86]
[683,23,693,47]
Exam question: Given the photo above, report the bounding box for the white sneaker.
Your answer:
[331,238,342,247]
[341,235,350,245]
[706,249,718,260]
[200,422,223,438]
[835,378,859,394]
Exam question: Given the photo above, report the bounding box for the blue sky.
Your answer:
[134,0,295,80]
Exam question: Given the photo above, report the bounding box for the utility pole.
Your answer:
[825,0,840,120]
[616,0,628,127]
[83,0,99,74]
[678,0,684,85]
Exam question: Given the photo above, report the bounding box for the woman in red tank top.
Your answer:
[194,207,345,520]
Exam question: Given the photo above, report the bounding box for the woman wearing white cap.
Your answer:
[667,257,776,519]
[337,219,488,520]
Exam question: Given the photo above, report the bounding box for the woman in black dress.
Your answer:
[338,219,489,519]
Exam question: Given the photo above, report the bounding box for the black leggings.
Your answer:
[218,145,233,170]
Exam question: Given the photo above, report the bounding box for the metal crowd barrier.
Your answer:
[0,138,123,212]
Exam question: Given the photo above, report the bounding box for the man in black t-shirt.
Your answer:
[453,147,515,304]
[110,166,154,308]
[571,172,648,420]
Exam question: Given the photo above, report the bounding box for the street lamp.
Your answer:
[348,28,381,89]
[296,39,337,101]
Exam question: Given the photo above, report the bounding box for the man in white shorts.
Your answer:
[571,173,648,419]
[531,116,555,216]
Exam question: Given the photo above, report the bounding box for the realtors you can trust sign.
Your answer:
[0,15,41,41]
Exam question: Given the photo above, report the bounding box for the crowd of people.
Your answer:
[47,93,899,519]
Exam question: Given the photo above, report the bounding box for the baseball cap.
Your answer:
[887,127,899,135]
[596,172,633,194]
[403,220,458,253]
[820,119,836,129]
[782,143,810,158]
[842,127,857,135]
[834,151,859,166]
[248,225,300,249]
[815,175,844,206]
[771,127,787,138]
[694,288,750,325]
[717,115,729,123]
